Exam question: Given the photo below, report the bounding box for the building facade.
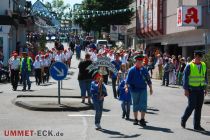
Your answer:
[136,0,210,58]
[0,0,32,65]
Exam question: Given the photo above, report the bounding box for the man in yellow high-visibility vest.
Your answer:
[20,52,33,91]
[181,50,208,131]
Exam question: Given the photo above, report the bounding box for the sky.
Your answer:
[30,0,83,7]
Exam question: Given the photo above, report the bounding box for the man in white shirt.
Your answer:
[9,53,20,90]
[55,51,62,62]
[33,56,42,85]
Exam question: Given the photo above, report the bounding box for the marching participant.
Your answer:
[43,54,50,83]
[20,52,33,91]
[125,54,153,126]
[181,50,208,131]
[9,53,20,91]
[33,56,42,85]
[91,72,108,130]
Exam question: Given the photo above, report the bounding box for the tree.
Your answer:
[74,0,134,33]
[45,0,70,20]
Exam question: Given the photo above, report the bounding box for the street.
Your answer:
[0,43,210,140]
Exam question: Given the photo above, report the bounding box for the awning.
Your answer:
[0,15,18,28]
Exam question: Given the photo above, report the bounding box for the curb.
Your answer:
[12,97,94,111]
[17,95,81,98]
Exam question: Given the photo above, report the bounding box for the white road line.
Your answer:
[82,117,87,140]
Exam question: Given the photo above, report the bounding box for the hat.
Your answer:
[22,52,27,54]
[92,71,102,80]
[134,54,144,61]
[194,50,205,56]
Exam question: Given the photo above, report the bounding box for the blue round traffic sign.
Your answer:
[50,62,68,81]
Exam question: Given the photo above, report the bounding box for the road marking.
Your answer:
[82,117,87,140]
[67,114,111,117]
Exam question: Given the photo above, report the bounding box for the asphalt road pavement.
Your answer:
[0,43,210,140]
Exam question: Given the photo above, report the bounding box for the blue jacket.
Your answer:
[183,63,208,91]
[126,66,152,92]
[118,80,131,102]
[90,81,107,101]
[111,60,122,79]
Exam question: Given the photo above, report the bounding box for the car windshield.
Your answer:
[98,41,107,44]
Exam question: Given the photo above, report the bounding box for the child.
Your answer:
[90,72,107,130]
[117,73,131,120]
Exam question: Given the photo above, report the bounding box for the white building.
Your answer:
[0,0,32,65]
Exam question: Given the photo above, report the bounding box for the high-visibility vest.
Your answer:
[20,57,31,72]
[189,61,206,87]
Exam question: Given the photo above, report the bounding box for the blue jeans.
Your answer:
[121,101,131,118]
[181,90,204,128]
[21,71,31,90]
[78,80,91,97]
[93,99,104,124]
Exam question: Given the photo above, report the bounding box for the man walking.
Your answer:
[9,53,20,91]
[20,52,33,91]
[181,50,208,131]
[125,54,153,126]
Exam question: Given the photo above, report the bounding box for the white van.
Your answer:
[96,39,108,50]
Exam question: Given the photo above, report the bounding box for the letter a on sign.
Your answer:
[184,7,199,24]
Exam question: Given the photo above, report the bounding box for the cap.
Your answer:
[22,52,27,54]
[134,54,144,61]
[194,50,205,56]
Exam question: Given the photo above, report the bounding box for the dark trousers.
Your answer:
[112,78,118,98]
[162,72,169,86]
[35,69,41,85]
[181,90,204,128]
[11,69,19,89]
[103,75,108,85]
[21,71,31,90]
[43,67,49,82]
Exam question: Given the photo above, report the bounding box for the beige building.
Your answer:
[136,0,210,58]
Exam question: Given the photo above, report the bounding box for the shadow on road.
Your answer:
[61,88,74,90]
[147,107,159,112]
[186,128,210,136]
[140,125,174,133]
[146,111,158,115]
[99,128,141,138]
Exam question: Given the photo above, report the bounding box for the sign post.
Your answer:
[50,62,68,104]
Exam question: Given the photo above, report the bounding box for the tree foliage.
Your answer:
[75,0,134,32]
[45,0,70,20]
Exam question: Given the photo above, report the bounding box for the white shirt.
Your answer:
[43,59,50,67]
[55,54,62,62]
[10,58,20,70]
[121,55,127,64]
[64,53,69,61]
[67,50,73,59]
[91,53,97,62]
[33,60,41,69]
[108,54,115,61]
